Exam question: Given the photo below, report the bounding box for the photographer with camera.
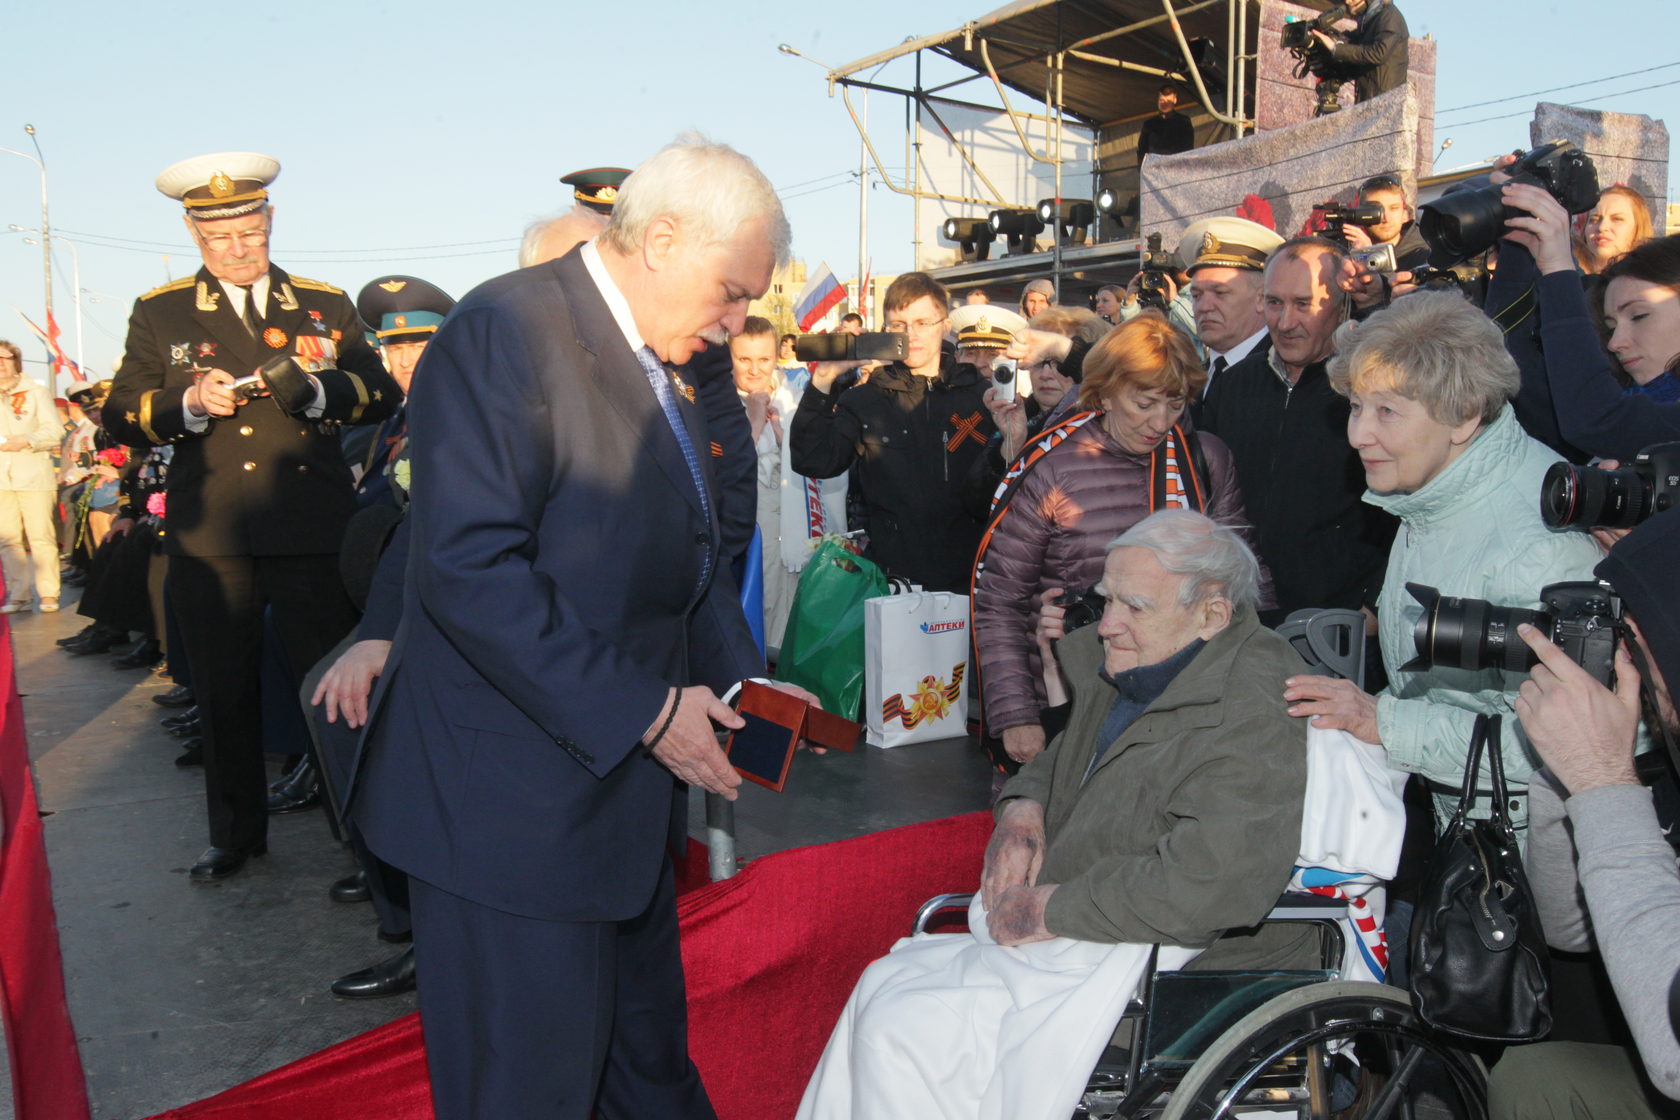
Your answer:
[1307,0,1408,106]
[1112,233,1200,350]
[1281,292,1605,844]
[1341,175,1431,272]
[1493,172,1680,461]
[1483,509,1680,1114]
[790,272,995,593]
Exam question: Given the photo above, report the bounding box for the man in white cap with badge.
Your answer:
[104,151,400,882]
[1177,216,1284,402]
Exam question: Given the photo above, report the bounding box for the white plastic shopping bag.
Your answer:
[864,591,971,748]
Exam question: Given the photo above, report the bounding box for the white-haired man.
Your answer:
[799,509,1310,1118]
[350,136,803,1119]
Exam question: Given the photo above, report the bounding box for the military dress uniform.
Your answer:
[104,263,398,862]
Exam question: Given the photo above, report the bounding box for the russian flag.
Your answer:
[793,263,846,331]
[14,308,78,381]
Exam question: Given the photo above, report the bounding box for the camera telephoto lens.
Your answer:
[1404,583,1545,674]
[1541,461,1650,530]
[1417,189,1509,266]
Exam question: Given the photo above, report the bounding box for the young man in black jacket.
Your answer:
[790,273,995,592]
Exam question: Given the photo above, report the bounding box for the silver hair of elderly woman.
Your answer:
[1109,508,1262,614]
[1325,290,1520,425]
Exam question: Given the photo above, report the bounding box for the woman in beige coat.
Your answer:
[0,341,67,612]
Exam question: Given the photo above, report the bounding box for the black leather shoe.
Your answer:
[161,706,199,730]
[330,947,416,999]
[60,569,87,587]
[188,842,266,883]
[168,720,202,741]
[112,638,164,669]
[64,630,124,655]
[266,758,320,814]
[152,685,195,708]
[174,738,204,767]
[58,622,109,648]
[329,870,371,904]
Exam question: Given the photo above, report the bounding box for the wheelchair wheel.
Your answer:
[1159,982,1487,1120]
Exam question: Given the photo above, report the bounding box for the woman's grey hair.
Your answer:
[518,207,609,268]
[1326,290,1518,425]
[1109,509,1260,614]
[599,133,791,266]
[1029,305,1109,345]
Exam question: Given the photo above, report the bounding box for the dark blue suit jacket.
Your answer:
[350,248,763,923]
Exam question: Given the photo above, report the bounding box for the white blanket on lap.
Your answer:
[797,894,1200,1120]
[795,727,1406,1120]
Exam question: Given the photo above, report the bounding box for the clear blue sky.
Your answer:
[1,0,1674,384]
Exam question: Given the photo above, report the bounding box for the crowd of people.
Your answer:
[7,97,1679,1116]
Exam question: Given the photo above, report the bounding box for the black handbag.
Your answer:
[1408,713,1552,1041]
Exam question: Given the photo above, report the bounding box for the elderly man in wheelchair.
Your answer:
[799,510,1486,1120]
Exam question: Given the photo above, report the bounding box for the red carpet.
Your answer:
[142,811,993,1119]
[0,611,93,1120]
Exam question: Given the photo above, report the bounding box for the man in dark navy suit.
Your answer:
[350,136,796,1119]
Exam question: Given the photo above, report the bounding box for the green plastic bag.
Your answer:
[776,538,888,721]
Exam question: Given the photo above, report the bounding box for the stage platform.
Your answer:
[15,591,994,1118]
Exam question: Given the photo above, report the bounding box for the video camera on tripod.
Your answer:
[1280,5,1365,115]
[1137,233,1175,312]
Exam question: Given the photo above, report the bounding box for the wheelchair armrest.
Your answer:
[913,892,975,935]
[1266,892,1348,919]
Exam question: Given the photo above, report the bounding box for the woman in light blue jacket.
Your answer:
[1282,291,1605,838]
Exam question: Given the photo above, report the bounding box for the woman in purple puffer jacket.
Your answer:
[973,312,1270,769]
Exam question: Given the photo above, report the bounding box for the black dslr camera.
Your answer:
[1137,233,1175,312]
[1542,442,1680,530]
[1418,140,1600,265]
[1315,199,1385,247]
[1056,586,1106,634]
[1402,581,1624,687]
[1407,261,1491,307]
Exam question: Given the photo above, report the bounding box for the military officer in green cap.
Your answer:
[104,151,401,882]
[347,274,454,507]
[559,166,630,214]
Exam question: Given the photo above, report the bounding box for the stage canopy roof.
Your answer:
[828,0,1338,127]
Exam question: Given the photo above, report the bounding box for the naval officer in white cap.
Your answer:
[104,151,400,882]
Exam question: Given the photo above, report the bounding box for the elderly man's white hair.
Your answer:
[518,206,609,269]
[599,133,791,266]
[1110,509,1261,614]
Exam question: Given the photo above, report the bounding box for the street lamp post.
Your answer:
[0,126,51,336]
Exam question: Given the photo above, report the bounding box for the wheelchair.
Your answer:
[913,892,1488,1119]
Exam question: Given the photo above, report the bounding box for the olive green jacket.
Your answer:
[999,605,1308,947]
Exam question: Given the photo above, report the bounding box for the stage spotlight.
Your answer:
[1095,188,1134,241]
[1036,198,1096,245]
[988,208,1046,256]
[941,216,996,263]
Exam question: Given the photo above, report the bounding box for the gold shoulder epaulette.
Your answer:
[288,275,345,295]
[139,277,195,301]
